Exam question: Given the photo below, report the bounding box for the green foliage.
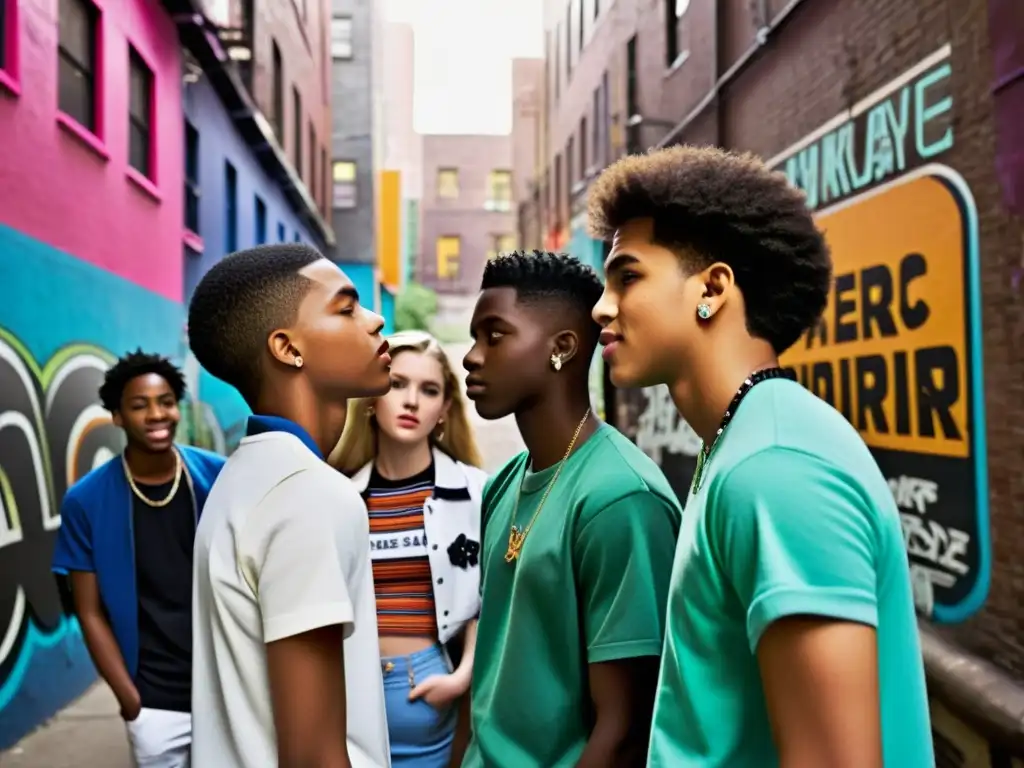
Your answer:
[394,282,439,332]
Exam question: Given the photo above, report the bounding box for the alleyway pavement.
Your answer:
[0,339,523,767]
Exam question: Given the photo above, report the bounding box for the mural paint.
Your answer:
[629,45,987,623]
[0,223,247,749]
[769,43,988,624]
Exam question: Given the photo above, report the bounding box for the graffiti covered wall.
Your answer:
[0,224,248,749]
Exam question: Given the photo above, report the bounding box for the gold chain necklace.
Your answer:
[504,408,591,564]
[122,449,182,508]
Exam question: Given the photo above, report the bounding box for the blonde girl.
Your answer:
[331,331,486,768]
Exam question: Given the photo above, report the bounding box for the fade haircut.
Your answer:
[99,349,186,412]
[481,250,605,348]
[187,243,323,403]
[587,145,832,355]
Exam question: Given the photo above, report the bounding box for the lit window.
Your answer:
[485,170,513,211]
[331,16,353,59]
[437,168,459,199]
[332,160,357,208]
[436,236,461,279]
[487,234,517,260]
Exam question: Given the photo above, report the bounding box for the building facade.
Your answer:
[417,135,517,294]
[518,0,1024,761]
[327,0,377,308]
[0,0,189,747]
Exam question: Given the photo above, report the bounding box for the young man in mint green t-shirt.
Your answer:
[589,146,934,767]
[461,252,682,767]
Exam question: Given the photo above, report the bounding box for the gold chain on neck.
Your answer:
[123,449,182,508]
[504,408,591,564]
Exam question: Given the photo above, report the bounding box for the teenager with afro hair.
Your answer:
[186,243,393,768]
[52,349,225,767]
[589,145,932,767]
[460,250,681,768]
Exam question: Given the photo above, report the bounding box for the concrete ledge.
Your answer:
[921,620,1024,755]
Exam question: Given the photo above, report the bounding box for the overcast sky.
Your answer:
[385,0,544,135]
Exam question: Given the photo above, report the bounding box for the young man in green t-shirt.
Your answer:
[460,251,682,767]
[588,146,934,767]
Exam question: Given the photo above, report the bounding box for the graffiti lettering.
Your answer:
[891,473,971,616]
[0,334,124,687]
[635,386,701,463]
[0,332,230,701]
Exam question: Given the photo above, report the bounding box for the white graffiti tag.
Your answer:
[889,475,971,617]
[635,386,701,463]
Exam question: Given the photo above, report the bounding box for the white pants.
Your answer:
[125,708,192,768]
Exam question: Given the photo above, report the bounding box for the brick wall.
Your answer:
[417,135,515,294]
[250,0,332,219]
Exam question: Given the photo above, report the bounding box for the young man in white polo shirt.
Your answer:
[186,243,394,767]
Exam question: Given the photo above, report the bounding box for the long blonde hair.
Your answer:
[329,331,484,475]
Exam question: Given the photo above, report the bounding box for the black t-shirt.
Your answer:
[132,477,195,712]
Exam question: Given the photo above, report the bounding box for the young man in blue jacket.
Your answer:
[52,350,224,768]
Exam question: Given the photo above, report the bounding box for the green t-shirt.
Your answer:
[648,378,933,767]
[463,423,682,768]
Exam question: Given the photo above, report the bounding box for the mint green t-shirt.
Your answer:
[463,423,682,768]
[647,378,933,767]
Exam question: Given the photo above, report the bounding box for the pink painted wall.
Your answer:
[0,0,184,301]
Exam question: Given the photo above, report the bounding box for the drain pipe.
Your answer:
[658,0,808,148]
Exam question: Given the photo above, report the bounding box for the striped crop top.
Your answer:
[365,464,437,636]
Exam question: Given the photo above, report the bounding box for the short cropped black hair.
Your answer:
[587,145,832,355]
[99,349,186,412]
[187,243,323,402]
[481,250,604,321]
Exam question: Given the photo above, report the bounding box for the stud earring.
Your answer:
[550,354,563,372]
[366,405,375,418]
[294,355,304,368]
[697,303,712,320]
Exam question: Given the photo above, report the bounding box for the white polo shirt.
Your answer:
[192,428,389,768]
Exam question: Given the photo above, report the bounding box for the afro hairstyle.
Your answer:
[587,144,832,355]
[480,250,605,350]
[98,349,186,412]
[187,243,323,403]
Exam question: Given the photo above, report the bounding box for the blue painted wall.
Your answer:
[0,224,244,749]
[181,76,322,300]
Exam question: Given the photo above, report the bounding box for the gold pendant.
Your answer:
[505,525,526,563]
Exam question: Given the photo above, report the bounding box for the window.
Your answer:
[487,233,517,260]
[437,168,459,199]
[594,0,599,19]
[592,88,601,168]
[332,160,356,208]
[271,41,283,138]
[292,86,302,175]
[565,5,572,79]
[321,147,328,213]
[600,70,610,162]
[626,37,639,153]
[308,123,316,189]
[128,48,153,177]
[254,196,267,244]
[277,221,286,242]
[579,116,588,176]
[666,0,689,67]
[485,170,512,211]
[0,0,18,83]
[331,16,352,59]
[577,0,584,52]
[293,231,301,242]
[224,161,238,253]
[554,153,562,223]
[566,136,575,195]
[58,0,99,132]
[436,236,461,279]
[184,120,199,232]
